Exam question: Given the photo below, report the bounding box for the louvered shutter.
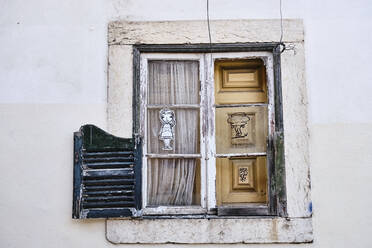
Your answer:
[73,124,142,219]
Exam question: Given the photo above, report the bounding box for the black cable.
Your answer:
[279,0,286,53]
[207,0,212,49]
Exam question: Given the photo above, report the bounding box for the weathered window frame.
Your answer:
[106,19,312,244]
[133,44,286,217]
[138,53,207,215]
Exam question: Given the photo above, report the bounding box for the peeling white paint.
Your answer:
[108,19,304,45]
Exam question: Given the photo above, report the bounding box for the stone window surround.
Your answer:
[106,19,312,244]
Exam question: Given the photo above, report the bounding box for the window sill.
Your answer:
[142,206,207,215]
[106,217,313,244]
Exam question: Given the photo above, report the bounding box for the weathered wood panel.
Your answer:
[73,124,142,219]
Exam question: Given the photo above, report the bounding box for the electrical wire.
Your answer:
[278,0,286,53]
[206,0,213,71]
[279,0,286,53]
[279,0,283,44]
[207,0,212,48]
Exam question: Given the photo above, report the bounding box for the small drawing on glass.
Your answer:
[159,108,176,151]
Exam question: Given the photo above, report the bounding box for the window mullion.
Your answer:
[199,54,207,210]
[205,53,217,212]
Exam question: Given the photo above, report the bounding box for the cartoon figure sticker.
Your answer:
[159,108,176,150]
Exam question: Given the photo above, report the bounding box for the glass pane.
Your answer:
[147,158,200,206]
[148,60,200,105]
[147,109,199,154]
[215,106,268,154]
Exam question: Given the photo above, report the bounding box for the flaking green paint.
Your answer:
[275,131,287,216]
[81,124,134,151]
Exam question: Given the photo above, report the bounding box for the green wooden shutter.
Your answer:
[73,124,142,219]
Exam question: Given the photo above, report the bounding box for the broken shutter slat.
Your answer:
[73,124,142,219]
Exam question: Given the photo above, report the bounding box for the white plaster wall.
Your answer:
[1,0,371,247]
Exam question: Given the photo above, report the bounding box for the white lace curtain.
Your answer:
[147,60,199,206]
[147,159,197,205]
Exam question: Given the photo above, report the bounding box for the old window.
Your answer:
[73,45,286,219]
[73,19,312,244]
[135,46,285,216]
[101,20,311,244]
